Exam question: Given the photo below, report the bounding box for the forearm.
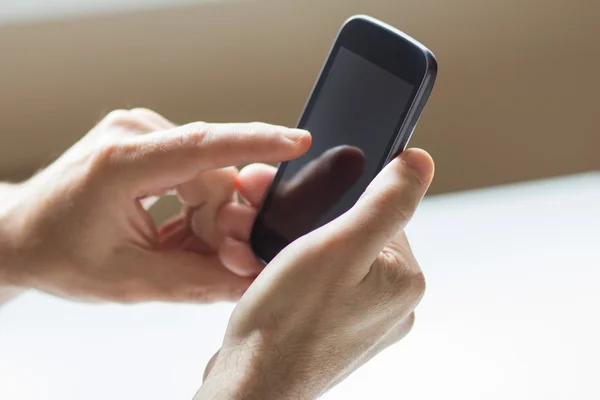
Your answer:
[0,182,26,306]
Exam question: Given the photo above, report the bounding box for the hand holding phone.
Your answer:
[201,148,434,399]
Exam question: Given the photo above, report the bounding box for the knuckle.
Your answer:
[103,109,135,127]
[130,107,155,115]
[394,269,426,309]
[377,252,426,303]
[189,121,211,135]
[180,122,211,147]
[393,261,425,296]
[89,142,139,175]
[130,108,171,127]
[407,269,426,299]
[99,109,158,135]
[379,246,407,269]
[98,142,133,162]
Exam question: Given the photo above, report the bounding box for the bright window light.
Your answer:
[0,0,225,24]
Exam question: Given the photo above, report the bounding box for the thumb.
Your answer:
[116,122,311,193]
[323,148,434,266]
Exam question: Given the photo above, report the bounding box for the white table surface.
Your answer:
[1,173,599,400]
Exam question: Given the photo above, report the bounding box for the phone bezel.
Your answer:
[250,15,437,264]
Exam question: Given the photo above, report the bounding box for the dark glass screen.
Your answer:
[260,47,415,243]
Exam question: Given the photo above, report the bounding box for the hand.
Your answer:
[0,109,311,303]
[199,149,434,399]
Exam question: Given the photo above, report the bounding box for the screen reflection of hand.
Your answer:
[264,145,366,242]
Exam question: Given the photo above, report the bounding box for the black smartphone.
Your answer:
[251,15,437,263]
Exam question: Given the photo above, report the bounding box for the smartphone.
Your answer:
[251,15,437,263]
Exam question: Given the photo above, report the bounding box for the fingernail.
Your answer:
[284,129,310,144]
[401,149,431,184]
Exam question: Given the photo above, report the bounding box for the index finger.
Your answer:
[120,122,311,192]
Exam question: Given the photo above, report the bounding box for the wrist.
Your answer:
[0,182,28,302]
[196,336,320,400]
[196,344,272,400]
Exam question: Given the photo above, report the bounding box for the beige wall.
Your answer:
[1,0,598,195]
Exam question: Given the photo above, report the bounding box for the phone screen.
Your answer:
[257,46,416,247]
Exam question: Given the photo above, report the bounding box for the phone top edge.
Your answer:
[343,14,437,66]
[296,15,437,129]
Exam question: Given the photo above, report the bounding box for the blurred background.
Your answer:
[1,0,598,220]
[1,3,599,399]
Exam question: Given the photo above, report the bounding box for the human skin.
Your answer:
[0,109,311,304]
[0,108,434,399]
[198,148,434,399]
